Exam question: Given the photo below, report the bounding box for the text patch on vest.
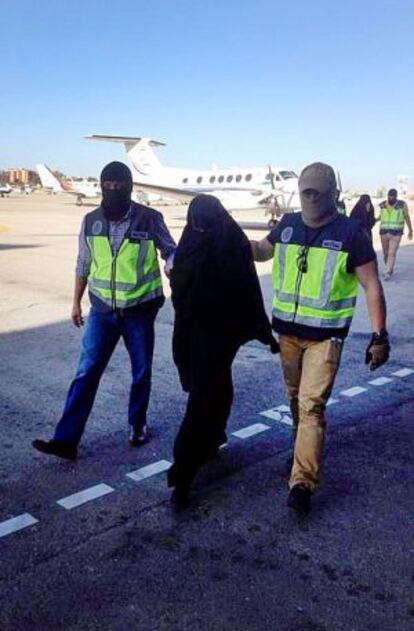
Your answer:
[322,239,343,251]
[130,230,149,241]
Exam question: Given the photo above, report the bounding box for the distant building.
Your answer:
[397,175,410,198]
[7,168,30,184]
[7,168,38,185]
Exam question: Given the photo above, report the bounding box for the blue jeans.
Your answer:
[54,308,155,445]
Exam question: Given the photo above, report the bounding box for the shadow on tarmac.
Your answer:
[0,244,44,251]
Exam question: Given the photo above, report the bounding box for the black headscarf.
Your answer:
[350,194,376,234]
[171,195,277,381]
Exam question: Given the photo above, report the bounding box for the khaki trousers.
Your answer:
[380,233,402,275]
[279,334,343,491]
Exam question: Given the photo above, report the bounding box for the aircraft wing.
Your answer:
[134,181,198,202]
[133,181,264,202]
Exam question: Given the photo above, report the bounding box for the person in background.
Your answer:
[250,162,389,514]
[350,194,377,241]
[168,195,278,508]
[33,162,176,460]
[379,188,412,281]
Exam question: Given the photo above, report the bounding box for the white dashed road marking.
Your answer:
[369,377,394,386]
[232,423,270,439]
[57,483,114,510]
[126,459,171,482]
[259,409,293,426]
[1,367,413,539]
[392,368,414,378]
[340,386,368,397]
[327,397,339,406]
[0,513,38,539]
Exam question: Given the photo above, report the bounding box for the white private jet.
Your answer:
[85,134,300,226]
[0,184,13,198]
[36,164,100,205]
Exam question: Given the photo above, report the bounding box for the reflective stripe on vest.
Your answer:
[380,203,405,232]
[272,243,358,329]
[87,235,162,309]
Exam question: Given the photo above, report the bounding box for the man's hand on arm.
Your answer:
[250,237,274,262]
[355,260,390,370]
[72,276,87,328]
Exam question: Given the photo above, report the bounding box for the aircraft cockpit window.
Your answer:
[197,176,203,184]
[183,177,188,184]
[279,171,297,180]
[218,175,224,183]
[236,174,242,182]
[210,176,216,183]
[227,175,233,183]
[245,173,252,182]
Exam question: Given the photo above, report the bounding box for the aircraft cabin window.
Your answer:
[279,171,297,180]
[226,175,233,183]
[183,177,188,184]
[245,173,252,182]
[218,175,224,183]
[236,174,242,182]
[209,176,216,183]
[197,176,203,184]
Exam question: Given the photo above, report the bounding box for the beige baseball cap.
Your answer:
[298,162,336,193]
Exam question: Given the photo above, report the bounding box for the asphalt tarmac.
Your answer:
[0,193,413,631]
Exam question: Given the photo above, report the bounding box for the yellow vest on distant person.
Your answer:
[379,201,405,233]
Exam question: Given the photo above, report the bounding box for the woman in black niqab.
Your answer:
[350,194,377,240]
[168,195,278,507]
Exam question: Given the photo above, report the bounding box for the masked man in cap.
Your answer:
[33,162,176,460]
[251,162,389,513]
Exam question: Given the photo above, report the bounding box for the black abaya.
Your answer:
[168,195,277,490]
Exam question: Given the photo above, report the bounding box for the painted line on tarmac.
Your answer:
[392,368,414,378]
[126,459,171,482]
[0,513,38,539]
[327,397,339,406]
[57,483,114,510]
[258,367,414,428]
[259,409,293,426]
[1,366,413,540]
[369,377,394,386]
[0,224,9,233]
[232,423,270,439]
[340,386,367,397]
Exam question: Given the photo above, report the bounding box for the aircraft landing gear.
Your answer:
[267,217,279,229]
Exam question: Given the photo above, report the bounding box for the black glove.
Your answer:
[365,330,390,371]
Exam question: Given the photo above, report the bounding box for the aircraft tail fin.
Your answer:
[36,164,64,193]
[85,135,165,176]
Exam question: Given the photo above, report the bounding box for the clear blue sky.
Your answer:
[1,0,413,189]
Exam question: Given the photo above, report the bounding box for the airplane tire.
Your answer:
[267,218,278,229]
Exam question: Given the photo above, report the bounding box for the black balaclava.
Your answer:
[387,188,398,206]
[100,161,133,221]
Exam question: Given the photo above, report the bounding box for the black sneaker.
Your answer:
[129,424,150,447]
[32,439,77,461]
[287,484,312,514]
